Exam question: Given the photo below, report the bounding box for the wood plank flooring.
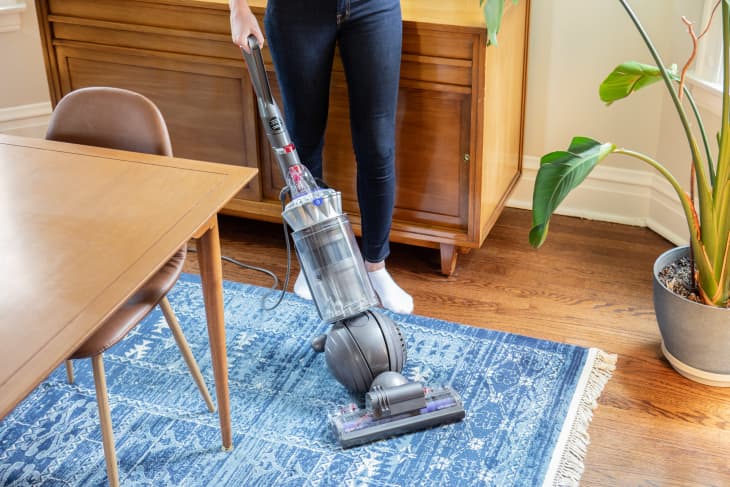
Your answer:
[184,207,730,486]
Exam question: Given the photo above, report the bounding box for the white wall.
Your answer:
[0,0,722,244]
[508,0,718,245]
[524,0,672,164]
[0,0,51,137]
[0,1,47,106]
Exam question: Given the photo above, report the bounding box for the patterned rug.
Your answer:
[0,273,615,486]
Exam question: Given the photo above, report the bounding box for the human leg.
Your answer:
[264,0,338,178]
[338,0,412,314]
[337,0,401,264]
[265,0,335,300]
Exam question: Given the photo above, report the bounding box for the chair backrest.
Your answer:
[46,87,173,157]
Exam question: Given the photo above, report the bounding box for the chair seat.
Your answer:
[70,245,187,359]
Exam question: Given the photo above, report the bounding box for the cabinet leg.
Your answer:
[440,244,459,276]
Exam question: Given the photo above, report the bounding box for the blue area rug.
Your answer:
[0,273,615,486]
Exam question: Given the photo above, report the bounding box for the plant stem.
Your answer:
[681,84,715,184]
[714,2,730,277]
[716,1,730,202]
[613,148,699,237]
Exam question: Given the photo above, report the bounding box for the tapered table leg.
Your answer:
[195,215,233,450]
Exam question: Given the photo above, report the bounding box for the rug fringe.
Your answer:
[544,348,617,487]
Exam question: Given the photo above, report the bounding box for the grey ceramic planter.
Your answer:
[653,246,730,386]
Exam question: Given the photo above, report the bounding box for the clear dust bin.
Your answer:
[292,214,378,323]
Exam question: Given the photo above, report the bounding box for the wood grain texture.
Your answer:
[195,216,233,449]
[183,208,730,486]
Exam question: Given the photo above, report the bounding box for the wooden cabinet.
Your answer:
[35,0,530,275]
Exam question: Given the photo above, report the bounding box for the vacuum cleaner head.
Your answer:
[329,372,465,448]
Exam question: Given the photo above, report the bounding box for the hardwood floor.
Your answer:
[184,207,730,486]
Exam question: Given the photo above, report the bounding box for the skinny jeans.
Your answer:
[264,0,402,263]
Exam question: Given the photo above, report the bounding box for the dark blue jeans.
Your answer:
[265,0,402,263]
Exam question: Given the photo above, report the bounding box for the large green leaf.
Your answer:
[530,137,616,247]
[482,0,519,46]
[599,62,677,105]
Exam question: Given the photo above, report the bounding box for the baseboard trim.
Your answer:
[507,155,689,245]
[0,2,26,33]
[0,101,52,137]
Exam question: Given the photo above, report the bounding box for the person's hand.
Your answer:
[229,0,264,52]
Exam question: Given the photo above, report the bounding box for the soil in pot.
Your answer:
[657,256,702,304]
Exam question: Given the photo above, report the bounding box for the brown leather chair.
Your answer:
[46,86,214,487]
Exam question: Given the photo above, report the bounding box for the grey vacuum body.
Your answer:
[310,310,407,393]
[241,37,464,447]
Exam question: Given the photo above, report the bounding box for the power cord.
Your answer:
[187,187,295,312]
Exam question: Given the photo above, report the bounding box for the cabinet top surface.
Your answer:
[196,0,486,28]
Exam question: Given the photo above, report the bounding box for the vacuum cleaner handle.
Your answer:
[240,35,320,198]
[241,36,274,106]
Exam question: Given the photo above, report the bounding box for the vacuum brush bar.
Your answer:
[330,385,465,448]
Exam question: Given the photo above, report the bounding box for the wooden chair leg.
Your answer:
[65,360,75,384]
[91,354,120,487]
[159,296,216,412]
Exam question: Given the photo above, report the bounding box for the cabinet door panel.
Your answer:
[49,0,229,34]
[323,77,470,230]
[55,45,261,201]
[402,26,475,60]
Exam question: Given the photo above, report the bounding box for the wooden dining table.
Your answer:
[0,134,258,450]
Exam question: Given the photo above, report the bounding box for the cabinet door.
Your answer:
[323,76,471,233]
[54,44,261,201]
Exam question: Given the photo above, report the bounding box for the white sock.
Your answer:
[368,268,414,314]
[293,271,312,300]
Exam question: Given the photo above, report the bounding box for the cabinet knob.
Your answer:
[463,154,470,162]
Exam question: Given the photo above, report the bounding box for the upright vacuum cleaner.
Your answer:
[241,37,464,448]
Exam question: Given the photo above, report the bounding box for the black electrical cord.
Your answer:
[187,186,295,312]
[259,186,295,311]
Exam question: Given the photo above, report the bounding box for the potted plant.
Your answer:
[527,0,730,385]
